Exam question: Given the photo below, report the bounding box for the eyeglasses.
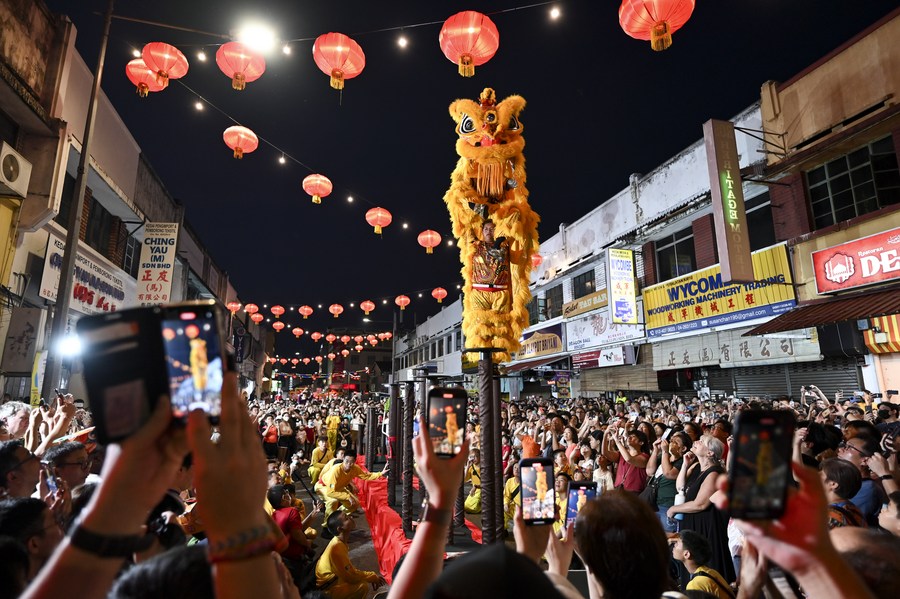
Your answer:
[57,459,91,470]
[838,442,871,457]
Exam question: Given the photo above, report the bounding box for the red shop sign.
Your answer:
[812,227,900,294]
[572,350,601,369]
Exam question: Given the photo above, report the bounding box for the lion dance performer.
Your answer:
[444,87,540,362]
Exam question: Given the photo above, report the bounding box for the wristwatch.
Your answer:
[69,520,156,558]
[421,503,452,526]
[879,475,894,481]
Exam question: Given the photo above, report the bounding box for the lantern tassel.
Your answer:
[400,305,406,311]
[303,315,308,319]
[330,69,345,90]
[426,247,433,254]
[312,195,321,204]
[437,298,443,303]
[333,314,338,318]
[233,148,243,159]
[155,71,170,88]
[458,54,475,77]
[232,73,246,91]
[136,83,149,98]
[651,22,673,52]
[374,225,382,235]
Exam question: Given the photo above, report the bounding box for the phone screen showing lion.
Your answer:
[520,458,555,525]
[162,307,224,420]
[427,387,466,457]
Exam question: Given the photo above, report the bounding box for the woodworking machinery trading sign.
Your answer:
[643,244,796,338]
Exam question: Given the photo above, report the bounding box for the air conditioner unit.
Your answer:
[0,142,32,199]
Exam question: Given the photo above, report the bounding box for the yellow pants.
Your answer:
[464,490,482,514]
[323,488,359,519]
[327,430,338,452]
[321,580,368,599]
[309,465,325,483]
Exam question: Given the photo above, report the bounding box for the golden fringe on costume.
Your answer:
[443,88,540,363]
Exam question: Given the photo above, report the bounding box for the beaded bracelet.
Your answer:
[207,525,277,564]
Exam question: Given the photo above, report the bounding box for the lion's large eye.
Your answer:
[459,113,476,134]
[507,115,520,131]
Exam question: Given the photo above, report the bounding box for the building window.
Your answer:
[54,174,77,230]
[123,235,141,278]
[455,331,462,351]
[545,284,563,319]
[806,136,900,230]
[85,198,114,258]
[437,338,444,358]
[572,269,595,299]
[655,226,696,281]
[746,192,776,251]
[527,296,546,326]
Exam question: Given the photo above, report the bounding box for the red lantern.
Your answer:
[326,334,337,343]
[355,344,364,352]
[244,303,259,314]
[369,339,378,346]
[267,357,277,364]
[250,313,264,324]
[125,59,164,97]
[383,332,393,340]
[223,126,258,159]
[354,336,364,344]
[432,287,448,303]
[365,207,392,234]
[141,42,189,88]
[292,327,304,338]
[417,230,442,254]
[395,295,410,311]
[302,174,333,205]
[360,300,375,315]
[226,301,242,315]
[439,11,499,77]
[272,321,285,332]
[366,335,376,342]
[291,358,300,365]
[311,332,323,342]
[531,253,543,268]
[315,356,324,363]
[619,0,695,51]
[327,353,336,360]
[302,358,311,365]
[312,32,366,90]
[271,305,285,318]
[377,333,387,341]
[298,305,314,319]
[340,335,351,344]
[278,358,287,365]
[329,304,344,318]
[216,41,266,90]
[341,349,350,357]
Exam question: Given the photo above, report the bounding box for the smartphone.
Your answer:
[427,386,466,457]
[662,428,673,441]
[727,410,795,519]
[45,468,58,494]
[565,481,597,530]
[160,302,226,421]
[519,457,555,526]
[78,305,169,445]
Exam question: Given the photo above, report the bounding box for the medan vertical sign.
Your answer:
[607,249,638,325]
[703,119,754,283]
[137,222,179,306]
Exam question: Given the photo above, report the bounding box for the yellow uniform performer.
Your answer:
[315,536,381,599]
[308,446,333,483]
[464,463,482,514]
[325,415,341,451]
[321,463,384,518]
[503,476,521,529]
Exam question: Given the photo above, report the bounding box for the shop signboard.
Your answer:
[516,324,565,360]
[562,289,608,319]
[652,327,820,370]
[643,244,796,339]
[608,249,638,324]
[565,309,644,352]
[704,119,754,283]
[812,226,900,294]
[136,222,180,306]
[573,345,636,369]
[40,231,132,315]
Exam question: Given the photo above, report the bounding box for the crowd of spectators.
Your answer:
[2,380,900,599]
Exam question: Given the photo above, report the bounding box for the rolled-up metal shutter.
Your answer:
[732,365,791,400]
[786,357,861,400]
[578,345,658,394]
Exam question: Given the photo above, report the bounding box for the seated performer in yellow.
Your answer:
[464,449,482,513]
[314,448,346,504]
[308,436,333,483]
[503,461,521,530]
[320,451,387,519]
[316,511,385,599]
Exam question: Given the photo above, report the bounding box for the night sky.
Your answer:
[43,0,898,359]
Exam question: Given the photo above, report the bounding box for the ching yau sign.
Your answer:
[137,223,179,306]
[812,227,900,294]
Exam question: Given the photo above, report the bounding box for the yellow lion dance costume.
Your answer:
[444,88,540,362]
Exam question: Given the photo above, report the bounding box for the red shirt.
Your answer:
[272,507,307,560]
[263,425,278,444]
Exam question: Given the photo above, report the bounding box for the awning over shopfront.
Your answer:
[745,289,900,336]
[864,314,900,354]
[504,355,564,373]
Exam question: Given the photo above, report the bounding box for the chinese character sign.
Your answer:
[608,249,638,325]
[137,223,179,307]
